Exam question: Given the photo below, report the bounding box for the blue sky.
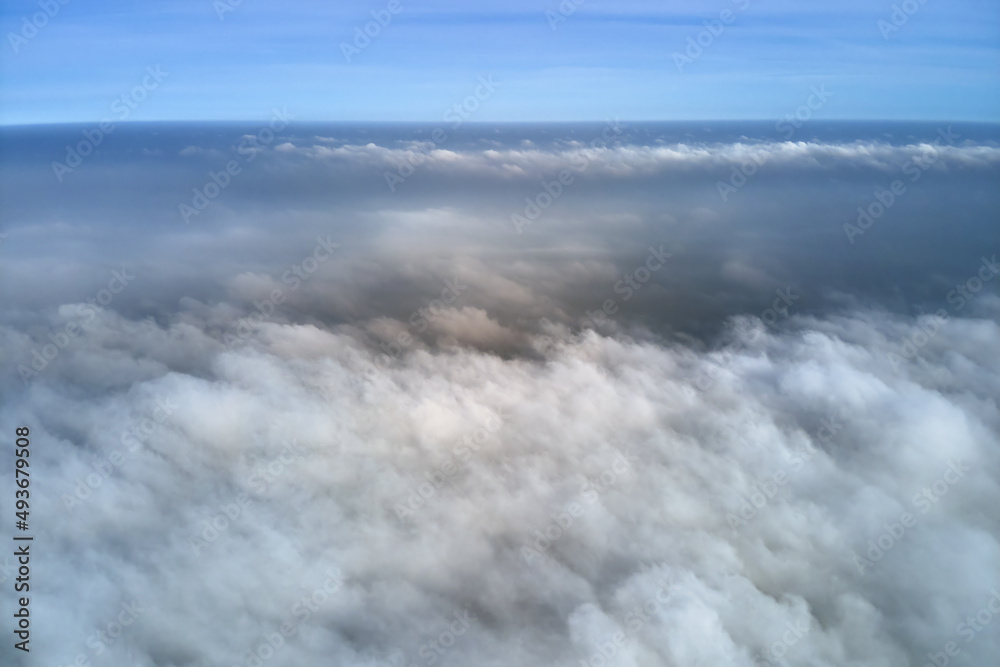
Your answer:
[1,0,998,124]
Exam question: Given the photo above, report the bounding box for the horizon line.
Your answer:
[3,118,1000,129]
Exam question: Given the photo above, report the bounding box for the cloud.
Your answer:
[2,300,998,666]
[2,123,998,666]
[267,139,1000,179]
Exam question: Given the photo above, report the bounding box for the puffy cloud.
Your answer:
[2,300,998,666]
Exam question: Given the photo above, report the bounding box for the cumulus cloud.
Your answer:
[2,297,999,666]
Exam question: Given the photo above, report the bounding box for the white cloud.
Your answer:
[4,304,998,666]
[265,140,1000,179]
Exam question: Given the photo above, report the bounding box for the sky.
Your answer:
[1,0,999,124]
[2,3,1000,664]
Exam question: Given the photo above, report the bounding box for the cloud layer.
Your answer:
[273,137,1000,179]
[1,122,998,666]
[2,299,1000,666]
